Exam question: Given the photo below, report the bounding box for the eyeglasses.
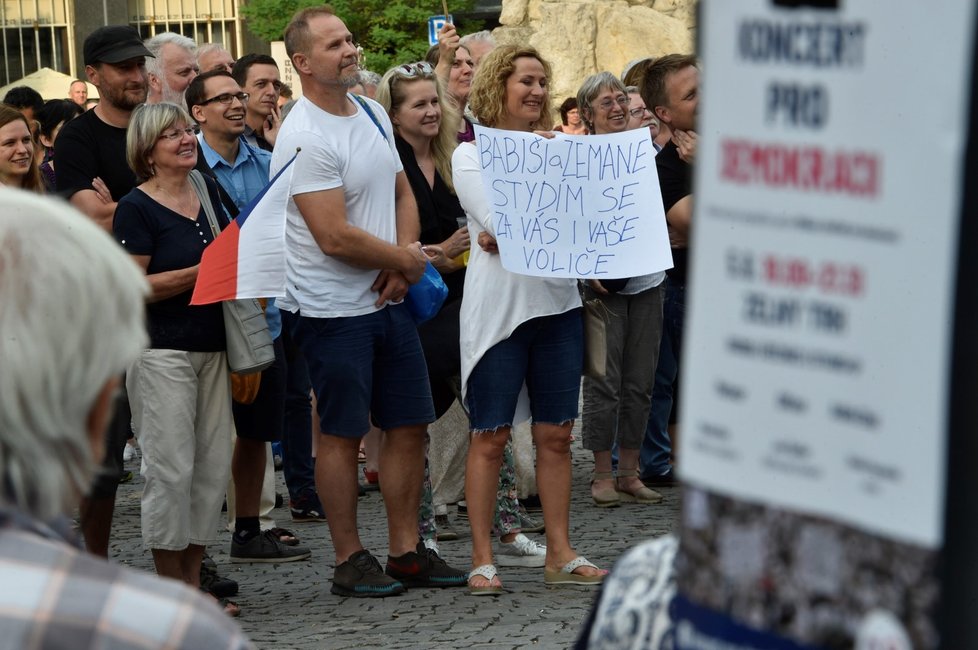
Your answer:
[395,62,434,78]
[158,126,196,141]
[594,95,630,111]
[629,107,652,118]
[198,92,250,107]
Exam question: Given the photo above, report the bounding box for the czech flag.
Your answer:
[191,151,298,305]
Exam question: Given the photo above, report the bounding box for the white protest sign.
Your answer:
[679,0,976,548]
[474,125,672,279]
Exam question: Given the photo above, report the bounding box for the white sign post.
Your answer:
[474,126,673,279]
[427,15,453,46]
[673,2,977,647]
[681,0,975,550]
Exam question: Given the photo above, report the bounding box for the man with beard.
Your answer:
[53,26,154,559]
[145,32,199,108]
[273,5,466,597]
[56,26,152,230]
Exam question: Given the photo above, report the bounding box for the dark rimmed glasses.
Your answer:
[198,92,250,107]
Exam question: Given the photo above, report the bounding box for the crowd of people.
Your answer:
[0,4,700,647]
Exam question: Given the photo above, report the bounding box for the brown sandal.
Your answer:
[591,471,620,507]
[615,468,663,504]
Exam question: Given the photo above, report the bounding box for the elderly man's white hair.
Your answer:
[459,30,495,47]
[0,189,149,520]
[144,32,198,82]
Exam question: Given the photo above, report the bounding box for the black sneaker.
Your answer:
[435,514,459,541]
[200,562,238,598]
[385,542,467,588]
[332,550,405,597]
[520,494,543,513]
[291,504,328,523]
[230,529,312,563]
[641,470,679,488]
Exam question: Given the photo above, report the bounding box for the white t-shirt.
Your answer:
[271,95,403,318]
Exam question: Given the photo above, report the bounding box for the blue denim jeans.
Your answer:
[640,279,685,478]
[467,308,583,432]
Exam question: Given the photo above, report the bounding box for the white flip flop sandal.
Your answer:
[544,556,607,586]
[468,564,504,596]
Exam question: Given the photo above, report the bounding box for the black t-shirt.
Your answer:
[54,109,137,202]
[396,135,466,302]
[656,141,693,284]
[114,179,229,351]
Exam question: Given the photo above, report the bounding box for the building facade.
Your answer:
[0,0,266,87]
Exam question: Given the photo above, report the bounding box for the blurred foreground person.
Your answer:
[0,189,253,649]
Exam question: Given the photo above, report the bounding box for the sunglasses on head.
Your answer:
[396,62,434,78]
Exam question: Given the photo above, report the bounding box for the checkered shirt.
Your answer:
[0,505,254,650]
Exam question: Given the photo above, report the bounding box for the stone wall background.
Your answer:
[492,0,697,111]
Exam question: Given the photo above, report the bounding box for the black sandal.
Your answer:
[268,526,301,546]
[200,588,241,617]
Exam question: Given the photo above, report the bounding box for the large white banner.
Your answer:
[680,0,975,549]
[474,126,673,279]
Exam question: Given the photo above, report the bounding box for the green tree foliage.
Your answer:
[240,0,482,74]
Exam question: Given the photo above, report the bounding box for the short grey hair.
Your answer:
[196,43,228,63]
[127,102,194,181]
[144,32,198,81]
[460,30,495,48]
[576,71,627,134]
[0,189,149,520]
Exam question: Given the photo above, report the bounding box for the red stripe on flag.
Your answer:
[190,220,241,304]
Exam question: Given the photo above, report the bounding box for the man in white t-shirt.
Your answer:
[271,5,467,597]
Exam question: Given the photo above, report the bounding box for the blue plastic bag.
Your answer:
[404,261,448,324]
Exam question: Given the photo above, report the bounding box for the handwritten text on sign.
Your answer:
[474,126,673,278]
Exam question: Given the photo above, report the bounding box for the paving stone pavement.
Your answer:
[110,424,679,649]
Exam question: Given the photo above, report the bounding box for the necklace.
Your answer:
[153,180,197,218]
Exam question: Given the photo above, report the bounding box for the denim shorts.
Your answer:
[293,303,435,438]
[466,308,583,432]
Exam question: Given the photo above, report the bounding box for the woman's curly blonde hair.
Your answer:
[468,44,554,129]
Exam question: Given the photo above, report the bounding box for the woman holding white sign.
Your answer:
[453,44,607,595]
[577,72,667,509]
[376,61,549,568]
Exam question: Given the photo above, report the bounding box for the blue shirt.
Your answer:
[198,135,271,210]
[197,134,281,339]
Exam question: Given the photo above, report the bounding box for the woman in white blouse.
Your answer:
[452,44,607,595]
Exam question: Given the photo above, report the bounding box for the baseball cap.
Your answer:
[84,26,154,66]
